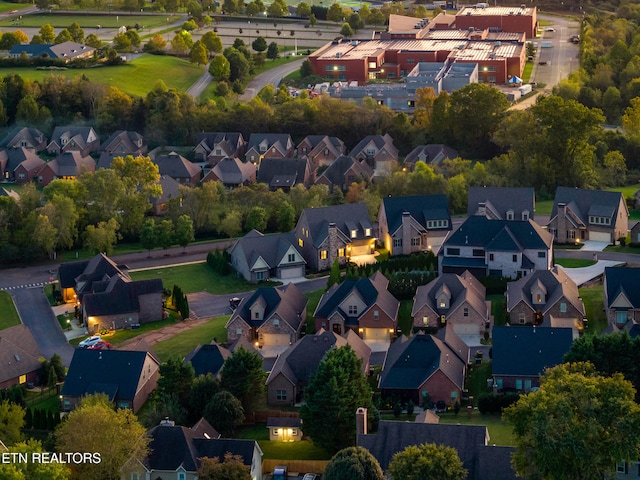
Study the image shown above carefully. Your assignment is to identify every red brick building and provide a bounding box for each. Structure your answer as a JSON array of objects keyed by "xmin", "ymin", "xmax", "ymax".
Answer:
[
  {"xmin": 455, "ymin": 5, "xmax": 537, "ymax": 39},
  {"xmin": 309, "ymin": 14, "xmax": 526, "ymax": 84}
]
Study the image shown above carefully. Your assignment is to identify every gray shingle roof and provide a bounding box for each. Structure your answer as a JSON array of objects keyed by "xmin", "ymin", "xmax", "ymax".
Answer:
[
  {"xmin": 61, "ymin": 349, "xmax": 157, "ymax": 401},
  {"xmin": 195, "ymin": 132, "xmax": 245, "ymax": 156},
  {"xmin": 381, "ymin": 194, "xmax": 451, "ymax": 234},
  {"xmin": 257, "ymin": 157, "xmax": 309, "ymax": 187},
  {"xmin": 0, "ymin": 325, "xmax": 42, "ymax": 384},
  {"xmin": 358, "ymin": 420, "xmax": 489, "ymax": 473},
  {"xmin": 230, "ymin": 283, "xmax": 307, "ymax": 332},
  {"xmin": 184, "ymin": 342, "xmax": 232, "ymax": 377},
  {"xmin": 550, "ymin": 187, "xmax": 624, "ymax": 225},
  {"xmin": 207, "ymin": 156, "xmax": 255, "ymax": 184},
  {"xmin": 0, "ymin": 126, "xmax": 46, "ymax": 149},
  {"xmin": 153, "ymin": 152, "xmax": 201, "ymax": 179},
  {"xmin": 492, "ymin": 326, "xmax": 573, "ymax": 377},
  {"xmin": 506, "ymin": 266, "xmax": 585, "ymax": 316},
  {"xmin": 404, "ymin": 144, "xmax": 459, "ymax": 165},
  {"xmin": 315, "ymin": 155, "xmax": 373, "ymax": 188},
  {"xmin": 604, "ymin": 266, "xmax": 640, "ymax": 309},
  {"xmin": 247, "ymin": 133, "xmax": 293, "ymax": 155},
  {"xmin": 230, "ymin": 230, "xmax": 303, "ymax": 271},
  {"xmin": 82, "ymin": 276, "xmax": 163, "ymax": 317},
  {"xmin": 445, "ymin": 216, "xmax": 553, "ymax": 250},
  {"xmin": 467, "ymin": 186, "xmax": 535, "ymax": 220},
  {"xmin": 100, "ymin": 130, "xmax": 146, "ymax": 154},
  {"xmin": 266, "ymin": 330, "xmax": 371, "ymax": 387},
  {"xmin": 314, "ymin": 272, "xmax": 399, "ymax": 323},
  {"xmin": 378, "ymin": 333, "xmax": 465, "ymax": 390},
  {"xmin": 47, "ymin": 151, "xmax": 95, "ymax": 177},
  {"xmin": 299, "ymin": 203, "xmax": 373, "ymax": 247},
  {"xmin": 1, "ymin": 147, "xmax": 44, "ymax": 172},
  {"xmin": 350, "ymin": 133, "xmax": 398, "ymax": 159}
]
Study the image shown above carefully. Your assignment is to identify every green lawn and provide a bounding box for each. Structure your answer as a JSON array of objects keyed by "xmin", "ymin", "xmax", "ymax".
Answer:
[
  {"xmin": 69, "ymin": 315, "xmax": 179, "ymax": 347},
  {"xmin": 554, "ymin": 258, "xmax": 597, "ymax": 268},
  {"xmin": 397, "ymin": 299, "xmax": 413, "ymax": 336},
  {"xmin": 488, "ymin": 294, "xmax": 507, "ymax": 327},
  {"xmin": 604, "ymin": 244, "xmax": 640, "ymax": 253},
  {"xmin": 535, "ymin": 199, "xmax": 554, "ymax": 216},
  {"xmin": 26, "ymin": 390, "xmax": 61, "ymax": 413},
  {"xmin": 259, "ymin": 439, "xmax": 331, "ymax": 460},
  {"xmin": 0, "ymin": 13, "xmax": 176, "ymax": 28},
  {"xmin": 304, "ymin": 289, "xmax": 324, "ymax": 333},
  {"xmin": 521, "ymin": 61, "xmax": 533, "ymax": 83},
  {"xmin": 56, "ymin": 313, "xmax": 74, "ymax": 331},
  {"xmin": 0, "ymin": 291, "xmax": 21, "ymax": 330},
  {"xmin": 467, "ymin": 360, "xmax": 492, "ymax": 399},
  {"xmin": 438, "ymin": 412, "xmax": 515, "ymax": 446},
  {"xmin": 579, "ymin": 284, "xmax": 606, "ymax": 335},
  {"xmin": 0, "ymin": 54, "xmax": 205, "ymax": 97},
  {"xmin": 152, "ymin": 315, "xmax": 229, "ymax": 362},
  {"xmin": 130, "ymin": 262, "xmax": 254, "ymax": 295}
]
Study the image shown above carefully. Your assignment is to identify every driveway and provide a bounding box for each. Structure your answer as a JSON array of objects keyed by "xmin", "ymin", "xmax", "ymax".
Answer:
[
  {"xmin": 11, "ymin": 288, "xmax": 74, "ymax": 366},
  {"xmin": 555, "ymin": 260, "xmax": 623, "ymax": 287},
  {"xmin": 577, "ymin": 241, "xmax": 610, "ymax": 252}
]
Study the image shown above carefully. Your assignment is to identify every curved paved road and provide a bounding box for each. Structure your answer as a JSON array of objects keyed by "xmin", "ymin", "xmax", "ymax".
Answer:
[{"xmin": 239, "ymin": 57, "xmax": 305, "ymax": 101}]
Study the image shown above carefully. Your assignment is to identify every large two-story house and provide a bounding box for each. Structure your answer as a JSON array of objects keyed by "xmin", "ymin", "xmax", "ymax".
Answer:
[
  {"xmin": 412, "ymin": 270, "xmax": 492, "ymax": 337},
  {"xmin": 467, "ymin": 186, "xmax": 535, "ymax": 221},
  {"xmin": 546, "ymin": 187, "xmax": 628, "ymax": 244},
  {"xmin": 314, "ymin": 271, "xmax": 399, "ymax": 346},
  {"xmin": 604, "ymin": 267, "xmax": 640, "ymax": 333},
  {"xmin": 506, "ymin": 266, "xmax": 586, "ymax": 336},
  {"xmin": 229, "ymin": 230, "xmax": 306, "ymax": 283},
  {"xmin": 46, "ymin": 125, "xmax": 99, "ymax": 156},
  {"xmin": 245, "ymin": 133, "xmax": 294, "ymax": 164},
  {"xmin": 438, "ymin": 216, "xmax": 553, "ymax": 279},
  {"xmin": 193, "ymin": 132, "xmax": 246, "ymax": 165},
  {"xmin": 295, "ymin": 203, "xmax": 375, "ymax": 271},
  {"xmin": 378, "ymin": 194, "xmax": 452, "ymax": 256},
  {"xmin": 296, "ymin": 135, "xmax": 345, "ymax": 171},
  {"xmin": 350, "ymin": 133, "xmax": 398, "ymax": 176}
]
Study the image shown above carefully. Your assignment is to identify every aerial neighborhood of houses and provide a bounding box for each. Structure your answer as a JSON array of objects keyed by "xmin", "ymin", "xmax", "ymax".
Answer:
[{"xmin": 1, "ymin": 3, "xmax": 640, "ymax": 479}]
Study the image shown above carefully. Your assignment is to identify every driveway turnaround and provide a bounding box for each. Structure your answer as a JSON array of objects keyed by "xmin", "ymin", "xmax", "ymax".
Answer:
[
  {"xmin": 556, "ymin": 260, "xmax": 623, "ymax": 287},
  {"xmin": 12, "ymin": 288, "xmax": 75, "ymax": 366}
]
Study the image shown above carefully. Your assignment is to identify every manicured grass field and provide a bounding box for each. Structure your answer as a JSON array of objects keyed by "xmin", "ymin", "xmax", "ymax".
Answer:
[
  {"xmin": 304, "ymin": 289, "xmax": 324, "ymax": 333},
  {"xmin": 579, "ymin": 284, "xmax": 606, "ymax": 335},
  {"xmin": 152, "ymin": 315, "xmax": 229, "ymax": 362},
  {"xmin": 554, "ymin": 258, "xmax": 597, "ymax": 268},
  {"xmin": 260, "ymin": 439, "xmax": 331, "ymax": 460},
  {"xmin": 129, "ymin": 262, "xmax": 254, "ymax": 294},
  {"xmin": 0, "ymin": 54, "xmax": 205, "ymax": 97},
  {"xmin": 0, "ymin": 13, "xmax": 176, "ymax": 28},
  {"xmin": 438, "ymin": 412, "xmax": 516, "ymax": 446},
  {"xmin": 0, "ymin": 291, "xmax": 21, "ymax": 330},
  {"xmin": 397, "ymin": 299, "xmax": 413, "ymax": 336}
]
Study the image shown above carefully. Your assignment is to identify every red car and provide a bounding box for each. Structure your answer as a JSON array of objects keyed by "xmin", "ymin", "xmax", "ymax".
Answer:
[{"xmin": 87, "ymin": 340, "xmax": 111, "ymax": 350}]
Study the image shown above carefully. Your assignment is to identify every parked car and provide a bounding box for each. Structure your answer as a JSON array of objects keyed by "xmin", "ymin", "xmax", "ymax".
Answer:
[
  {"xmin": 544, "ymin": 27, "xmax": 555, "ymax": 32},
  {"xmin": 87, "ymin": 340, "xmax": 111, "ymax": 350},
  {"xmin": 229, "ymin": 297, "xmax": 241, "ymax": 310},
  {"xmin": 303, "ymin": 474, "xmax": 319, "ymax": 480},
  {"xmin": 78, "ymin": 335, "xmax": 102, "ymax": 348}
]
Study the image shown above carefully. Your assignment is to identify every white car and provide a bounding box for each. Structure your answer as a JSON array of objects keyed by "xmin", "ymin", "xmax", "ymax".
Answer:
[
  {"xmin": 545, "ymin": 27, "xmax": 555, "ymax": 32},
  {"xmin": 78, "ymin": 335, "xmax": 102, "ymax": 348}
]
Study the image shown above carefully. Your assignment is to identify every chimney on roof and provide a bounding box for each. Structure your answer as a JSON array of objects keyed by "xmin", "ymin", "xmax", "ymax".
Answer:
[
  {"xmin": 477, "ymin": 201, "xmax": 486, "ymax": 217},
  {"xmin": 356, "ymin": 407, "xmax": 368, "ymax": 436},
  {"xmin": 160, "ymin": 418, "xmax": 175, "ymax": 426}
]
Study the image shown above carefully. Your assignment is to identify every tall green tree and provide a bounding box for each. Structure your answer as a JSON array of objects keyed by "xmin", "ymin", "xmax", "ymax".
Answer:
[
  {"xmin": 140, "ymin": 218, "xmax": 157, "ymax": 256},
  {"xmin": 84, "ymin": 218, "xmax": 119, "ymax": 255},
  {"xmin": 0, "ymin": 400, "xmax": 25, "ymax": 446},
  {"xmin": 201, "ymin": 31, "xmax": 223, "ymax": 54},
  {"xmin": 188, "ymin": 373, "xmax": 220, "ymax": 422},
  {"xmin": 55, "ymin": 394, "xmax": 149, "ymax": 480},
  {"xmin": 175, "ymin": 215, "xmax": 195, "ymax": 252},
  {"xmin": 327, "ymin": 2, "xmax": 344, "ymax": 21},
  {"xmin": 190, "ymin": 40, "xmax": 209, "ymax": 65},
  {"xmin": 0, "ymin": 439, "xmax": 70, "ymax": 480},
  {"xmin": 327, "ymin": 258, "xmax": 341, "ymax": 288},
  {"xmin": 157, "ymin": 356, "xmax": 195, "ymax": 405},
  {"xmin": 39, "ymin": 24, "xmax": 55, "ymax": 43},
  {"xmin": 324, "ymin": 447, "xmax": 384, "ymax": 480},
  {"xmin": 266, "ymin": 41, "xmax": 279, "ymax": 60},
  {"xmin": 251, "ymin": 36, "xmax": 268, "ymax": 53},
  {"xmin": 68, "ymin": 22, "xmax": 85, "ymax": 43},
  {"xmin": 220, "ymin": 346, "xmax": 267, "ymax": 414},
  {"xmin": 504, "ymin": 362, "xmax": 640, "ymax": 480},
  {"xmin": 244, "ymin": 206, "xmax": 267, "ymax": 232},
  {"xmin": 209, "ymin": 54, "xmax": 231, "ymax": 81},
  {"xmin": 296, "ymin": 1, "xmax": 311, "ymax": 17},
  {"xmin": 301, "ymin": 345, "xmax": 372, "ymax": 453},
  {"xmin": 388, "ymin": 443, "xmax": 467, "ymax": 480},
  {"xmin": 197, "ymin": 453, "xmax": 251, "ymax": 480},
  {"xmin": 204, "ymin": 391, "xmax": 244, "ymax": 436}
]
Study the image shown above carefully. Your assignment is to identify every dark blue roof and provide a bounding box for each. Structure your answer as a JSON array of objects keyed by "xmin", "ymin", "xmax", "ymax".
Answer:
[
  {"xmin": 445, "ymin": 216, "xmax": 551, "ymax": 250},
  {"xmin": 605, "ymin": 267, "xmax": 640, "ymax": 309},
  {"xmin": 61, "ymin": 349, "xmax": 151, "ymax": 401},
  {"xmin": 382, "ymin": 195, "xmax": 451, "ymax": 233},
  {"xmin": 379, "ymin": 335, "xmax": 441, "ymax": 389},
  {"xmin": 551, "ymin": 187, "xmax": 623, "ymax": 220},
  {"xmin": 184, "ymin": 344, "xmax": 229, "ymax": 377},
  {"xmin": 492, "ymin": 327, "xmax": 573, "ymax": 376},
  {"xmin": 315, "ymin": 277, "xmax": 378, "ymax": 319}
]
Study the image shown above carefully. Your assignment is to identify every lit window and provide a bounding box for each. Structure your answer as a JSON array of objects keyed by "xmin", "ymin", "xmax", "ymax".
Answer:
[
  {"xmin": 368, "ymin": 61, "xmax": 376, "ymax": 68},
  {"xmin": 439, "ymin": 299, "xmax": 446, "ymax": 308},
  {"xmin": 536, "ymin": 294, "xmax": 542, "ymax": 303},
  {"xmin": 422, "ymin": 316, "xmax": 428, "ymax": 324},
  {"xmin": 338, "ymin": 248, "xmax": 345, "ymax": 257},
  {"xmin": 298, "ymin": 238, "xmax": 303, "ymax": 247},
  {"xmin": 365, "ymin": 228, "xmax": 371, "ymax": 236},
  {"xmin": 351, "ymin": 230, "xmax": 357, "ymax": 238},
  {"xmin": 320, "ymin": 250, "xmax": 327, "ymax": 260}
]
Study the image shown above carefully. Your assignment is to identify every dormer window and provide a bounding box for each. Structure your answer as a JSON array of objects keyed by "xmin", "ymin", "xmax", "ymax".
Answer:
[
  {"xmin": 536, "ymin": 293, "xmax": 542, "ymax": 303},
  {"xmin": 439, "ymin": 298, "xmax": 446, "ymax": 308},
  {"xmin": 365, "ymin": 228, "xmax": 371, "ymax": 236},
  {"xmin": 506, "ymin": 210, "xmax": 514, "ymax": 220},
  {"xmin": 522, "ymin": 210, "xmax": 530, "ymax": 221},
  {"xmin": 351, "ymin": 230, "xmax": 357, "ymax": 238},
  {"xmin": 259, "ymin": 145, "xmax": 267, "ymax": 153}
]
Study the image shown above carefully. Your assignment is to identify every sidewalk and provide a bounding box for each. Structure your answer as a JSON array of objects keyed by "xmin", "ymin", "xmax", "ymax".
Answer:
[{"xmin": 52, "ymin": 304, "xmax": 88, "ymax": 341}]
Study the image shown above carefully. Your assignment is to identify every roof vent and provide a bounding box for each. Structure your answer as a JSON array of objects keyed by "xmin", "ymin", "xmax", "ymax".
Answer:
[{"xmin": 14, "ymin": 354, "xmax": 20, "ymax": 362}]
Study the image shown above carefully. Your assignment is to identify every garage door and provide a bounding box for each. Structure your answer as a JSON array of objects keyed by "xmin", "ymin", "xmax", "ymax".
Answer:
[
  {"xmin": 453, "ymin": 323, "xmax": 482, "ymax": 336},
  {"xmin": 589, "ymin": 231, "xmax": 611, "ymax": 243},
  {"xmin": 364, "ymin": 328, "xmax": 389, "ymax": 341},
  {"xmin": 351, "ymin": 245, "xmax": 371, "ymax": 256},
  {"xmin": 280, "ymin": 266, "xmax": 304, "ymax": 279},
  {"xmin": 262, "ymin": 334, "xmax": 291, "ymax": 346}
]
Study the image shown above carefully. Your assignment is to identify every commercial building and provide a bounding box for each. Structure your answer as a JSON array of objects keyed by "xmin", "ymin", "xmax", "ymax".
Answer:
[
  {"xmin": 455, "ymin": 5, "xmax": 537, "ymax": 39},
  {"xmin": 309, "ymin": 13, "xmax": 527, "ymax": 85}
]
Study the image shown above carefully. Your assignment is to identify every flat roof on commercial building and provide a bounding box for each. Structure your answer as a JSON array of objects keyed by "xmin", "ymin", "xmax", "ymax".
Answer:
[{"xmin": 458, "ymin": 5, "xmax": 535, "ymax": 16}]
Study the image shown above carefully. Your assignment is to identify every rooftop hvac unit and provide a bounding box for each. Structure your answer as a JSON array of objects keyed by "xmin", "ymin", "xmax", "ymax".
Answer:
[{"xmin": 336, "ymin": 52, "xmax": 342, "ymax": 58}]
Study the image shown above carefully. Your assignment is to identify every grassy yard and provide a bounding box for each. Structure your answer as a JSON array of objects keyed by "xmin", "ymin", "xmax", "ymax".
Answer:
[
  {"xmin": 69, "ymin": 315, "xmax": 178, "ymax": 347},
  {"xmin": 521, "ymin": 61, "xmax": 533, "ymax": 83},
  {"xmin": 152, "ymin": 315, "xmax": 229, "ymax": 362},
  {"xmin": 397, "ymin": 299, "xmax": 413, "ymax": 336},
  {"xmin": 26, "ymin": 389, "xmax": 61, "ymax": 413},
  {"xmin": 0, "ymin": 2, "xmax": 31, "ymax": 13},
  {"xmin": 535, "ymin": 199, "xmax": 554, "ymax": 216},
  {"xmin": 260, "ymin": 439, "xmax": 331, "ymax": 460},
  {"xmin": 0, "ymin": 291, "xmax": 21, "ymax": 330},
  {"xmin": 56, "ymin": 313, "xmax": 74, "ymax": 331},
  {"xmin": 130, "ymin": 262, "xmax": 254, "ymax": 295},
  {"xmin": 554, "ymin": 258, "xmax": 597, "ymax": 268},
  {"xmin": 0, "ymin": 13, "xmax": 176, "ymax": 28},
  {"xmin": 304, "ymin": 289, "xmax": 324, "ymax": 333},
  {"xmin": 438, "ymin": 412, "xmax": 515, "ymax": 446},
  {"xmin": 579, "ymin": 284, "xmax": 606, "ymax": 335},
  {"xmin": 467, "ymin": 360, "xmax": 493, "ymax": 399},
  {"xmin": 604, "ymin": 244, "xmax": 640, "ymax": 254},
  {"xmin": 0, "ymin": 54, "xmax": 204, "ymax": 97},
  {"xmin": 488, "ymin": 294, "xmax": 507, "ymax": 326}
]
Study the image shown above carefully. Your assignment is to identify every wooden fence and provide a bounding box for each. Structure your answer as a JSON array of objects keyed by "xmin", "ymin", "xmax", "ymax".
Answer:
[
  {"xmin": 246, "ymin": 409, "xmax": 300, "ymax": 424},
  {"xmin": 262, "ymin": 459, "xmax": 329, "ymax": 475}
]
